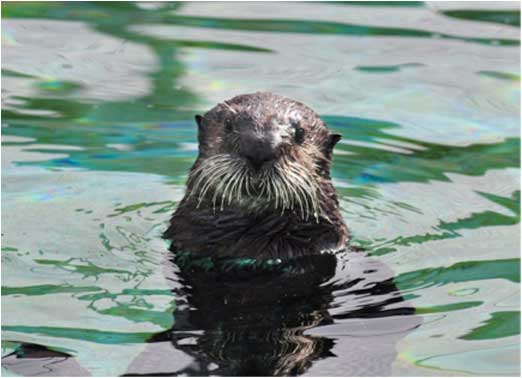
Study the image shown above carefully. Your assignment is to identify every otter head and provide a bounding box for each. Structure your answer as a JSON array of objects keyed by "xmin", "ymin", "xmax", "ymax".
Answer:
[{"xmin": 187, "ymin": 92, "xmax": 342, "ymax": 221}]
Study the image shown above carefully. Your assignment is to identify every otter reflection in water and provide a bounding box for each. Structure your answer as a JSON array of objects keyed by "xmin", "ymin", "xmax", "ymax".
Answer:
[{"xmin": 123, "ymin": 251, "xmax": 419, "ymax": 376}]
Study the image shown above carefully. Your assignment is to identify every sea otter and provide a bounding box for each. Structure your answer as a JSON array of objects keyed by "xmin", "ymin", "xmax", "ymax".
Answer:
[{"xmin": 163, "ymin": 92, "xmax": 348, "ymax": 260}]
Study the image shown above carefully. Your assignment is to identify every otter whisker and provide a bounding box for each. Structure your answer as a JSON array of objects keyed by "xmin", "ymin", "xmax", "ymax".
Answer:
[
  {"xmin": 274, "ymin": 169, "xmax": 290, "ymax": 215},
  {"xmin": 221, "ymin": 160, "xmax": 246, "ymax": 208},
  {"xmin": 267, "ymin": 179, "xmax": 274, "ymax": 207},
  {"xmin": 287, "ymin": 170, "xmax": 311, "ymax": 220},
  {"xmin": 278, "ymin": 168, "xmax": 299, "ymax": 211},
  {"xmin": 278, "ymin": 177, "xmax": 287, "ymax": 214},
  {"xmin": 281, "ymin": 161, "xmax": 306, "ymax": 214},
  {"xmin": 222, "ymin": 164, "xmax": 244, "ymax": 208},
  {"xmin": 235, "ymin": 168, "xmax": 247, "ymax": 204},
  {"xmin": 192, "ymin": 156, "xmax": 237, "ymax": 208},
  {"xmin": 213, "ymin": 168, "xmax": 239, "ymax": 211},
  {"xmin": 280, "ymin": 170, "xmax": 294, "ymax": 211},
  {"xmin": 244, "ymin": 173, "xmax": 252, "ymax": 198},
  {"xmin": 229, "ymin": 168, "xmax": 241, "ymax": 205},
  {"xmin": 270, "ymin": 169, "xmax": 282, "ymax": 211},
  {"xmin": 196, "ymin": 164, "xmax": 233, "ymax": 207},
  {"xmin": 285, "ymin": 163, "xmax": 320, "ymax": 221},
  {"xmin": 258, "ymin": 171, "xmax": 270, "ymax": 203},
  {"xmin": 276, "ymin": 169, "xmax": 288, "ymax": 209},
  {"xmin": 212, "ymin": 176, "xmax": 228, "ymax": 211},
  {"xmin": 189, "ymin": 154, "xmax": 232, "ymax": 196},
  {"xmin": 274, "ymin": 172, "xmax": 284, "ymax": 212},
  {"xmin": 233, "ymin": 172, "xmax": 243, "ymax": 205}
]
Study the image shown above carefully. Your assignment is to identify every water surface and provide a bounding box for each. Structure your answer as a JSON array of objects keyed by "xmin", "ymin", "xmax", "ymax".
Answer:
[{"xmin": 1, "ymin": 1, "xmax": 520, "ymax": 376}]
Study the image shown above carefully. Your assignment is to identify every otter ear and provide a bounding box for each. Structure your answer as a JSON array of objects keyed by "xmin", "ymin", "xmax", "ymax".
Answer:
[
  {"xmin": 320, "ymin": 133, "xmax": 342, "ymax": 163},
  {"xmin": 195, "ymin": 115, "xmax": 205, "ymax": 149},
  {"xmin": 327, "ymin": 133, "xmax": 342, "ymax": 150},
  {"xmin": 195, "ymin": 115, "xmax": 203, "ymax": 129},
  {"xmin": 322, "ymin": 133, "xmax": 342, "ymax": 160}
]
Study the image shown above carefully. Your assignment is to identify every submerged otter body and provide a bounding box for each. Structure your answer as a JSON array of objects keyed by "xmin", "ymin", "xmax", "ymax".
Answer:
[{"xmin": 164, "ymin": 92, "xmax": 348, "ymax": 260}]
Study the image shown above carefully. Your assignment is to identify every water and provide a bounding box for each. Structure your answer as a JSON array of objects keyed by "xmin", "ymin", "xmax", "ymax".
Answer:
[{"xmin": 1, "ymin": 1, "xmax": 520, "ymax": 376}]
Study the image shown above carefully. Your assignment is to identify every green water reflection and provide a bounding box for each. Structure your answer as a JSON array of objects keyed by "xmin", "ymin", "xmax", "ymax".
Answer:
[
  {"xmin": 462, "ymin": 311, "xmax": 521, "ymax": 340},
  {"xmin": 441, "ymin": 9, "xmax": 521, "ymax": 27}
]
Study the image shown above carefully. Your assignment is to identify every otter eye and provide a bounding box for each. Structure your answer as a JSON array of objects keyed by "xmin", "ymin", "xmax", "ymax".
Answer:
[{"xmin": 294, "ymin": 126, "xmax": 305, "ymax": 144}]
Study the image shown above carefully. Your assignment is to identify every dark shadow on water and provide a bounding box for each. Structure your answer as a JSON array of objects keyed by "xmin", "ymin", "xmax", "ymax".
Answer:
[{"xmin": 156, "ymin": 254, "xmax": 339, "ymax": 376}]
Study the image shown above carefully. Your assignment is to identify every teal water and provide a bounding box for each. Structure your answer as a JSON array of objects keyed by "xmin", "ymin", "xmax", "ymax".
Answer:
[{"xmin": 1, "ymin": 1, "xmax": 520, "ymax": 376}]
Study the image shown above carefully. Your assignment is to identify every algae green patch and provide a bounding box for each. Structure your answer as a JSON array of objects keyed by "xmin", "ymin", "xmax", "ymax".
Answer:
[
  {"xmin": 1, "ymin": 326, "xmax": 152, "ymax": 345},
  {"xmin": 34, "ymin": 259, "xmax": 134, "ymax": 280},
  {"xmin": 94, "ymin": 305, "xmax": 174, "ymax": 329},
  {"xmin": 441, "ymin": 9, "xmax": 520, "ymax": 27},
  {"xmin": 355, "ymin": 63, "xmax": 424, "ymax": 73},
  {"xmin": 36, "ymin": 80, "xmax": 84, "ymax": 94},
  {"xmin": 479, "ymin": 70, "xmax": 521, "ymax": 81},
  {"xmin": 108, "ymin": 201, "xmax": 176, "ymax": 217},
  {"xmin": 2, "ymin": 285, "xmax": 102, "ymax": 296},
  {"xmin": 461, "ymin": 311, "xmax": 521, "ymax": 340},
  {"xmin": 415, "ymin": 301, "xmax": 483, "ymax": 314},
  {"xmin": 395, "ymin": 258, "xmax": 520, "ymax": 291},
  {"xmin": 1, "ymin": 69, "xmax": 38, "ymax": 79}
]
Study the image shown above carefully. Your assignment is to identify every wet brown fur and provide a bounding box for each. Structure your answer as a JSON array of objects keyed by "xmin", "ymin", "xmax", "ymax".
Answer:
[{"xmin": 163, "ymin": 92, "xmax": 348, "ymax": 259}]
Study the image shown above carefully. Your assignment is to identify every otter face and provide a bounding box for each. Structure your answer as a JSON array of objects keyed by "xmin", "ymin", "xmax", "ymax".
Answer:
[{"xmin": 186, "ymin": 93, "xmax": 341, "ymax": 221}]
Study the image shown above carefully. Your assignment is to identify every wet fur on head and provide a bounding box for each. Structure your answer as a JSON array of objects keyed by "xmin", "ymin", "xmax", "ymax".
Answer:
[{"xmin": 188, "ymin": 92, "xmax": 341, "ymax": 221}]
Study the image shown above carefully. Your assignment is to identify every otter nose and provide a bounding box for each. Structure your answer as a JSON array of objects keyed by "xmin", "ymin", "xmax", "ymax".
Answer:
[
  {"xmin": 241, "ymin": 137, "xmax": 276, "ymax": 171},
  {"xmin": 244, "ymin": 149, "xmax": 274, "ymax": 170}
]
